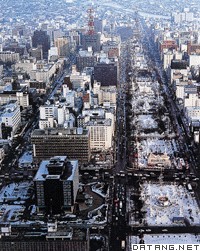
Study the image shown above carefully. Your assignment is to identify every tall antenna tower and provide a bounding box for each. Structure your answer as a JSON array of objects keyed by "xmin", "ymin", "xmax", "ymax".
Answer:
[{"xmin": 87, "ymin": 8, "xmax": 95, "ymax": 35}]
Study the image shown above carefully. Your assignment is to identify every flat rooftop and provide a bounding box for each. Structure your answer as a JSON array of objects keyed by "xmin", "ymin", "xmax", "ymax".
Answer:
[
  {"xmin": 31, "ymin": 127, "xmax": 88, "ymax": 136},
  {"xmin": 34, "ymin": 156, "xmax": 78, "ymax": 181}
]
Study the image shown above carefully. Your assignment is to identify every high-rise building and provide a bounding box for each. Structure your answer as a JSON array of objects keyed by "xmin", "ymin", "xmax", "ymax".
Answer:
[
  {"xmin": 69, "ymin": 30, "xmax": 81, "ymax": 47},
  {"xmin": 48, "ymin": 46, "xmax": 58, "ymax": 61},
  {"xmin": 187, "ymin": 41, "xmax": 200, "ymax": 55},
  {"xmin": 159, "ymin": 40, "xmax": 178, "ymax": 54},
  {"xmin": 55, "ymin": 37, "xmax": 70, "ymax": 57},
  {"xmin": 76, "ymin": 47, "xmax": 97, "ymax": 71},
  {"xmin": 53, "ymin": 29, "xmax": 63, "ymax": 41},
  {"xmin": 31, "ymin": 128, "xmax": 90, "ymax": 164},
  {"xmin": 93, "ymin": 81, "xmax": 117, "ymax": 105},
  {"xmin": 32, "ymin": 30, "xmax": 50, "ymax": 59},
  {"xmin": 34, "ymin": 156, "xmax": 79, "ymax": 214},
  {"xmin": 94, "ymin": 61, "xmax": 119, "ymax": 86},
  {"xmin": 81, "ymin": 33, "xmax": 101, "ymax": 52},
  {"xmin": 69, "ymin": 65, "xmax": 91, "ymax": 89},
  {"xmin": 0, "ymin": 87, "xmax": 29, "ymax": 108},
  {"xmin": 94, "ymin": 18, "xmax": 103, "ymax": 33},
  {"xmin": 173, "ymin": 10, "xmax": 194, "ymax": 23},
  {"xmin": 86, "ymin": 119, "xmax": 113, "ymax": 150}
]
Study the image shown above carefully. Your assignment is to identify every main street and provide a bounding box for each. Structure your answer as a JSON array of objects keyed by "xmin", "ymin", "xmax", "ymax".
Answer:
[
  {"xmin": 110, "ymin": 40, "xmax": 132, "ymax": 250},
  {"xmin": 115, "ymin": 42, "xmax": 130, "ymax": 173},
  {"xmin": 110, "ymin": 15, "xmax": 200, "ymax": 251}
]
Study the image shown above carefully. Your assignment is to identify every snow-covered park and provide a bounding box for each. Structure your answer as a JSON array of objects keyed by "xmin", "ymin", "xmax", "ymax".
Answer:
[
  {"xmin": 138, "ymin": 182, "xmax": 200, "ymax": 226},
  {"xmin": 0, "ymin": 181, "xmax": 33, "ymax": 204}
]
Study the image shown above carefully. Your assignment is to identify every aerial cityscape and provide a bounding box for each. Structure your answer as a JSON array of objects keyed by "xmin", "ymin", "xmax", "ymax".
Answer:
[{"xmin": 0, "ymin": 0, "xmax": 200, "ymax": 250}]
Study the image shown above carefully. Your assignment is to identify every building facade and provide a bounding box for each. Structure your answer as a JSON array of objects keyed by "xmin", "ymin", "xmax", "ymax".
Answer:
[
  {"xmin": 0, "ymin": 225, "xmax": 89, "ymax": 251},
  {"xmin": 81, "ymin": 33, "xmax": 101, "ymax": 52},
  {"xmin": 0, "ymin": 101, "xmax": 21, "ymax": 135},
  {"xmin": 0, "ymin": 91, "xmax": 29, "ymax": 108},
  {"xmin": 86, "ymin": 119, "xmax": 113, "ymax": 150},
  {"xmin": 94, "ymin": 62, "xmax": 118, "ymax": 86},
  {"xmin": 55, "ymin": 37, "xmax": 69, "ymax": 57},
  {"xmin": 0, "ymin": 240, "xmax": 89, "ymax": 251},
  {"xmin": 32, "ymin": 30, "xmax": 50, "ymax": 59},
  {"xmin": 34, "ymin": 156, "xmax": 79, "ymax": 214},
  {"xmin": 76, "ymin": 48, "xmax": 97, "ymax": 72},
  {"xmin": 31, "ymin": 128, "xmax": 90, "ymax": 164},
  {"xmin": 0, "ymin": 51, "xmax": 20, "ymax": 63}
]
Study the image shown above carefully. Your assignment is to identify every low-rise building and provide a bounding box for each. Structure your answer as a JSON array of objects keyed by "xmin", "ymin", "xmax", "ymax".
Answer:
[
  {"xmin": 147, "ymin": 153, "xmax": 171, "ymax": 167},
  {"xmin": 0, "ymin": 51, "xmax": 20, "ymax": 63},
  {"xmin": 184, "ymin": 84, "xmax": 200, "ymax": 107},
  {"xmin": 93, "ymin": 81, "xmax": 117, "ymax": 106},
  {"xmin": 0, "ymin": 88, "xmax": 29, "ymax": 108},
  {"xmin": 0, "ymin": 100, "xmax": 21, "ymax": 136},
  {"xmin": 0, "ymin": 225, "xmax": 89, "ymax": 251}
]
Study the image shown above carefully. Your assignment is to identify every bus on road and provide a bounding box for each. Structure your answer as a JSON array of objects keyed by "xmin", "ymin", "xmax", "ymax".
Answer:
[{"xmin": 121, "ymin": 240, "xmax": 125, "ymax": 250}]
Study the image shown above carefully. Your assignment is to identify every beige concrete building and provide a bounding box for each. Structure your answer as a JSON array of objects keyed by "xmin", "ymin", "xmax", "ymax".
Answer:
[
  {"xmin": 0, "ymin": 51, "xmax": 20, "ymax": 63},
  {"xmin": 86, "ymin": 119, "xmax": 113, "ymax": 150},
  {"xmin": 55, "ymin": 37, "xmax": 70, "ymax": 57}
]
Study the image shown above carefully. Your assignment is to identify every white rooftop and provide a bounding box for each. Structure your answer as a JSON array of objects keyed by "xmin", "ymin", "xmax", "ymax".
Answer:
[{"xmin": 128, "ymin": 234, "xmax": 200, "ymax": 246}]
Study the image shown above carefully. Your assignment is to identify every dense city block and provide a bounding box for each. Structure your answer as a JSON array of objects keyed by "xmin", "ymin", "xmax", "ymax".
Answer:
[{"xmin": 0, "ymin": 0, "xmax": 200, "ymax": 250}]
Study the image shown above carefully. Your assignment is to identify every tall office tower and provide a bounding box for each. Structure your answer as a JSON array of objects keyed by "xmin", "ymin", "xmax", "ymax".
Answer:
[
  {"xmin": 32, "ymin": 30, "xmax": 50, "ymax": 59},
  {"xmin": 34, "ymin": 156, "xmax": 79, "ymax": 214},
  {"xmin": 69, "ymin": 30, "xmax": 81, "ymax": 47},
  {"xmin": 55, "ymin": 37, "xmax": 70, "ymax": 57},
  {"xmin": 94, "ymin": 17, "xmax": 103, "ymax": 33},
  {"xmin": 81, "ymin": 8, "xmax": 101, "ymax": 52},
  {"xmin": 94, "ymin": 61, "xmax": 119, "ymax": 86}
]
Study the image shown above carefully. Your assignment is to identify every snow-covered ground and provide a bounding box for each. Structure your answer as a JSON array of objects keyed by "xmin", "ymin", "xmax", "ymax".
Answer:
[
  {"xmin": 128, "ymin": 234, "xmax": 200, "ymax": 246},
  {"xmin": 131, "ymin": 81, "xmax": 164, "ymax": 115},
  {"xmin": 137, "ymin": 139, "xmax": 177, "ymax": 168},
  {"xmin": 135, "ymin": 182, "xmax": 200, "ymax": 226},
  {"xmin": 18, "ymin": 151, "xmax": 33, "ymax": 168},
  {"xmin": 0, "ymin": 204, "xmax": 25, "ymax": 223},
  {"xmin": 137, "ymin": 115, "xmax": 158, "ymax": 130},
  {"xmin": 136, "ymin": 138, "xmax": 179, "ymax": 169},
  {"xmin": 92, "ymin": 183, "xmax": 107, "ymax": 198},
  {"xmin": 0, "ymin": 181, "xmax": 33, "ymax": 203},
  {"xmin": 130, "ymin": 76, "xmax": 182, "ymax": 170},
  {"xmin": 140, "ymin": 139, "xmax": 176, "ymax": 155}
]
